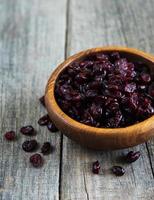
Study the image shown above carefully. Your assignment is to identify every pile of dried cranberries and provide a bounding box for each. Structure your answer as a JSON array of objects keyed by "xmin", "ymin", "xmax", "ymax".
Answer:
[{"xmin": 55, "ymin": 52, "xmax": 154, "ymax": 128}]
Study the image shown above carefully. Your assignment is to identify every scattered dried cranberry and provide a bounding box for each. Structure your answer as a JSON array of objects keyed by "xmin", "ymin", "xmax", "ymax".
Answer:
[
  {"xmin": 47, "ymin": 122, "xmax": 58, "ymax": 132},
  {"xmin": 20, "ymin": 125, "xmax": 35, "ymax": 136},
  {"xmin": 39, "ymin": 96, "xmax": 45, "ymax": 107},
  {"xmin": 126, "ymin": 151, "xmax": 141, "ymax": 163},
  {"xmin": 55, "ymin": 51, "xmax": 154, "ymax": 128},
  {"xmin": 92, "ymin": 161, "xmax": 101, "ymax": 174},
  {"xmin": 4, "ymin": 131, "xmax": 16, "ymax": 141},
  {"xmin": 41, "ymin": 142, "xmax": 53, "ymax": 155},
  {"xmin": 22, "ymin": 140, "xmax": 38, "ymax": 152},
  {"xmin": 112, "ymin": 166, "xmax": 125, "ymax": 176},
  {"xmin": 38, "ymin": 115, "xmax": 50, "ymax": 126},
  {"xmin": 30, "ymin": 153, "xmax": 43, "ymax": 167}
]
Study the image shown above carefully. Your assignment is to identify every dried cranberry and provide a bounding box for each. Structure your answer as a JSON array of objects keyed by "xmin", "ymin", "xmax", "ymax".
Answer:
[
  {"xmin": 124, "ymin": 83, "xmax": 136, "ymax": 93},
  {"xmin": 47, "ymin": 122, "xmax": 58, "ymax": 132},
  {"xmin": 20, "ymin": 125, "xmax": 35, "ymax": 136},
  {"xmin": 148, "ymin": 83, "xmax": 154, "ymax": 97},
  {"xmin": 92, "ymin": 161, "xmax": 100, "ymax": 174},
  {"xmin": 85, "ymin": 90, "xmax": 97, "ymax": 98},
  {"xmin": 4, "ymin": 131, "xmax": 16, "ymax": 141},
  {"xmin": 38, "ymin": 115, "xmax": 50, "ymax": 126},
  {"xmin": 140, "ymin": 73, "xmax": 151, "ymax": 83},
  {"xmin": 96, "ymin": 53, "xmax": 109, "ymax": 61},
  {"xmin": 112, "ymin": 166, "xmax": 125, "ymax": 176},
  {"xmin": 126, "ymin": 151, "xmax": 141, "ymax": 163},
  {"xmin": 110, "ymin": 52, "xmax": 120, "ymax": 62},
  {"xmin": 90, "ymin": 103, "xmax": 103, "ymax": 119},
  {"xmin": 22, "ymin": 140, "xmax": 38, "ymax": 152},
  {"xmin": 75, "ymin": 72, "xmax": 88, "ymax": 84},
  {"xmin": 106, "ymin": 111, "xmax": 123, "ymax": 128},
  {"xmin": 41, "ymin": 142, "xmax": 53, "ymax": 154},
  {"xmin": 39, "ymin": 96, "xmax": 45, "ymax": 107},
  {"xmin": 30, "ymin": 154, "xmax": 43, "ymax": 167}
]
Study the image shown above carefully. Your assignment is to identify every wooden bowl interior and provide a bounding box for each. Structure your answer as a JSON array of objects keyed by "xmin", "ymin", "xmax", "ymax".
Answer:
[{"xmin": 45, "ymin": 47, "xmax": 154, "ymax": 149}]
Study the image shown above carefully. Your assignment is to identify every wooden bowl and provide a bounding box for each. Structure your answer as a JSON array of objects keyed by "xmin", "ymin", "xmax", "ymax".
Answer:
[{"xmin": 45, "ymin": 46, "xmax": 154, "ymax": 150}]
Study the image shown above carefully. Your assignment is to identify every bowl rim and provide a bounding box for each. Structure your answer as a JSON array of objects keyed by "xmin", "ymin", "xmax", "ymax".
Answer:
[{"xmin": 45, "ymin": 46, "xmax": 154, "ymax": 136}]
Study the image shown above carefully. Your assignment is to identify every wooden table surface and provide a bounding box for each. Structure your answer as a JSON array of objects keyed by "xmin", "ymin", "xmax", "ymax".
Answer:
[{"xmin": 0, "ymin": 0, "xmax": 154, "ymax": 199}]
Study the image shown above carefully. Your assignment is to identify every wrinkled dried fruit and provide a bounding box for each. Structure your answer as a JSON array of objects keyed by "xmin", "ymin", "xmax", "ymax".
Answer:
[
  {"xmin": 112, "ymin": 166, "xmax": 125, "ymax": 176},
  {"xmin": 41, "ymin": 142, "xmax": 53, "ymax": 154},
  {"xmin": 126, "ymin": 151, "xmax": 141, "ymax": 163},
  {"xmin": 4, "ymin": 131, "xmax": 16, "ymax": 141},
  {"xmin": 47, "ymin": 122, "xmax": 58, "ymax": 132},
  {"xmin": 55, "ymin": 51, "xmax": 154, "ymax": 128},
  {"xmin": 22, "ymin": 140, "xmax": 38, "ymax": 152},
  {"xmin": 92, "ymin": 160, "xmax": 101, "ymax": 174},
  {"xmin": 20, "ymin": 125, "xmax": 35, "ymax": 136},
  {"xmin": 30, "ymin": 153, "xmax": 43, "ymax": 167},
  {"xmin": 38, "ymin": 115, "xmax": 50, "ymax": 126}
]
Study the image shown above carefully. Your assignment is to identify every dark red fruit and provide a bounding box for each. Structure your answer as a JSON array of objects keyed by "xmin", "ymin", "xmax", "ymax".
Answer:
[
  {"xmin": 112, "ymin": 166, "xmax": 125, "ymax": 176},
  {"xmin": 38, "ymin": 115, "xmax": 50, "ymax": 126},
  {"xmin": 92, "ymin": 161, "xmax": 101, "ymax": 174},
  {"xmin": 55, "ymin": 51, "xmax": 154, "ymax": 128},
  {"xmin": 39, "ymin": 96, "xmax": 45, "ymax": 107},
  {"xmin": 30, "ymin": 154, "xmax": 43, "ymax": 167},
  {"xmin": 47, "ymin": 122, "xmax": 58, "ymax": 132},
  {"xmin": 20, "ymin": 125, "xmax": 35, "ymax": 136},
  {"xmin": 126, "ymin": 151, "xmax": 141, "ymax": 163},
  {"xmin": 110, "ymin": 52, "xmax": 120, "ymax": 62},
  {"xmin": 41, "ymin": 142, "xmax": 53, "ymax": 154},
  {"xmin": 148, "ymin": 83, "xmax": 154, "ymax": 97},
  {"xmin": 4, "ymin": 131, "xmax": 16, "ymax": 141},
  {"xmin": 124, "ymin": 83, "xmax": 136, "ymax": 93},
  {"xmin": 22, "ymin": 140, "xmax": 38, "ymax": 152},
  {"xmin": 140, "ymin": 73, "xmax": 151, "ymax": 83}
]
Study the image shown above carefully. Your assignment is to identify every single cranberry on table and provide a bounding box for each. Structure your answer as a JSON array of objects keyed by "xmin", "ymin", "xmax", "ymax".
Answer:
[
  {"xmin": 47, "ymin": 122, "xmax": 58, "ymax": 132},
  {"xmin": 4, "ymin": 131, "xmax": 16, "ymax": 141},
  {"xmin": 92, "ymin": 160, "xmax": 101, "ymax": 174},
  {"xmin": 20, "ymin": 125, "xmax": 35, "ymax": 136},
  {"xmin": 55, "ymin": 51, "xmax": 154, "ymax": 128},
  {"xmin": 112, "ymin": 166, "xmax": 125, "ymax": 176},
  {"xmin": 30, "ymin": 153, "xmax": 44, "ymax": 168},
  {"xmin": 22, "ymin": 140, "xmax": 38, "ymax": 152},
  {"xmin": 126, "ymin": 151, "xmax": 141, "ymax": 163},
  {"xmin": 39, "ymin": 95, "xmax": 45, "ymax": 107},
  {"xmin": 38, "ymin": 114, "xmax": 50, "ymax": 126},
  {"xmin": 41, "ymin": 142, "xmax": 53, "ymax": 155}
]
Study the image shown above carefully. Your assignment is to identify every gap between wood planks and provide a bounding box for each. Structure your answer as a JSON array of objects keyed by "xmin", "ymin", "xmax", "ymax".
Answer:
[
  {"xmin": 59, "ymin": 0, "xmax": 70, "ymax": 199},
  {"xmin": 145, "ymin": 143, "xmax": 154, "ymax": 178}
]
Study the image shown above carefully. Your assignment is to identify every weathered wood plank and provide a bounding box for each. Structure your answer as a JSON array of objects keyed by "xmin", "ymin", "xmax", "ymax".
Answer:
[
  {"xmin": 61, "ymin": 0, "xmax": 154, "ymax": 199},
  {"xmin": 0, "ymin": 0, "xmax": 67, "ymax": 200}
]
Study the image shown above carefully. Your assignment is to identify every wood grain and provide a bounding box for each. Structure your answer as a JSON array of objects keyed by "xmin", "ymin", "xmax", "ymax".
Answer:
[
  {"xmin": 60, "ymin": 0, "xmax": 154, "ymax": 199},
  {"xmin": 0, "ymin": 0, "xmax": 154, "ymax": 199},
  {"xmin": 0, "ymin": 0, "xmax": 66, "ymax": 200}
]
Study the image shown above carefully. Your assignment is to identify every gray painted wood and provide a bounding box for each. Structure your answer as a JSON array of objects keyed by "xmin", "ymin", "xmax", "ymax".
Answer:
[
  {"xmin": 0, "ymin": 0, "xmax": 154, "ymax": 200},
  {"xmin": 0, "ymin": 0, "xmax": 66, "ymax": 200},
  {"xmin": 61, "ymin": 0, "xmax": 154, "ymax": 199}
]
